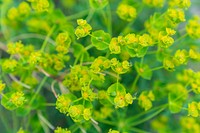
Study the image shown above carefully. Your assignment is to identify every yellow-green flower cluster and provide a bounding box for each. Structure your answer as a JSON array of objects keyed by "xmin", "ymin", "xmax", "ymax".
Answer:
[
  {"xmin": 188, "ymin": 101, "xmax": 200, "ymax": 117},
  {"xmin": 167, "ymin": 8, "xmax": 186, "ymax": 23},
  {"xmin": 28, "ymin": 0, "xmax": 50, "ymax": 12},
  {"xmin": 138, "ymin": 91, "xmax": 155, "ymax": 111},
  {"xmin": 168, "ymin": 0, "xmax": 191, "ymax": 9},
  {"xmin": 180, "ymin": 117, "xmax": 200, "ymax": 133},
  {"xmin": 54, "ymin": 127, "xmax": 71, "ymax": 133},
  {"xmin": 2, "ymin": 59, "xmax": 18, "ymax": 72},
  {"xmin": 56, "ymin": 94, "xmax": 75, "ymax": 114},
  {"xmin": 109, "ymin": 33, "xmax": 153, "ymax": 57},
  {"xmin": 110, "ymin": 58, "xmax": 131, "ymax": 74},
  {"xmin": 186, "ymin": 16, "xmax": 200, "ymax": 39},
  {"xmin": 7, "ymin": 2, "xmax": 31, "ymax": 20},
  {"xmin": 163, "ymin": 49, "xmax": 188, "ymax": 71},
  {"xmin": 75, "ymin": 19, "xmax": 92, "ymax": 39},
  {"xmin": 63, "ymin": 65, "xmax": 93, "ymax": 91},
  {"xmin": 10, "ymin": 92, "xmax": 26, "ymax": 107},
  {"xmin": 142, "ymin": 0, "xmax": 165, "ymax": 7},
  {"xmin": 56, "ymin": 32, "xmax": 71, "ymax": 54},
  {"xmin": 68, "ymin": 105, "xmax": 92, "ymax": 122},
  {"xmin": 116, "ymin": 3, "xmax": 137, "ymax": 22},
  {"xmin": 90, "ymin": 56, "xmax": 110, "ymax": 73},
  {"xmin": 107, "ymin": 83, "xmax": 134, "ymax": 108},
  {"xmin": 0, "ymin": 80, "xmax": 6, "ymax": 94},
  {"xmin": 28, "ymin": 51, "xmax": 42, "ymax": 65},
  {"xmin": 7, "ymin": 41, "xmax": 24, "ymax": 55},
  {"xmin": 158, "ymin": 28, "xmax": 176, "ymax": 48},
  {"xmin": 81, "ymin": 86, "xmax": 96, "ymax": 101}
]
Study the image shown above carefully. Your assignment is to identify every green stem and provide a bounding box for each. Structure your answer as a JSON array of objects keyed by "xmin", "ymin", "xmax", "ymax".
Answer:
[
  {"xmin": 10, "ymin": 33, "xmax": 56, "ymax": 45},
  {"xmin": 127, "ymin": 104, "xmax": 168, "ymax": 123},
  {"xmin": 37, "ymin": 111, "xmax": 55, "ymax": 130},
  {"xmin": 129, "ymin": 105, "xmax": 167, "ymax": 126},
  {"xmin": 106, "ymin": 4, "xmax": 112, "ymax": 35},
  {"xmin": 86, "ymin": 9, "xmax": 95, "ymax": 22},
  {"xmin": 66, "ymin": 9, "xmax": 90, "ymax": 20},
  {"xmin": 0, "ymin": 107, "xmax": 11, "ymax": 133},
  {"xmin": 98, "ymin": 119, "xmax": 116, "ymax": 126},
  {"xmin": 12, "ymin": 111, "xmax": 18, "ymax": 132},
  {"xmin": 150, "ymin": 66, "xmax": 164, "ymax": 71},
  {"xmin": 85, "ymin": 44, "xmax": 94, "ymax": 51},
  {"xmin": 29, "ymin": 76, "xmax": 48, "ymax": 105},
  {"xmin": 40, "ymin": 25, "xmax": 56, "ymax": 52},
  {"xmin": 129, "ymin": 127, "xmax": 150, "ymax": 133},
  {"xmin": 130, "ymin": 74, "xmax": 140, "ymax": 93}
]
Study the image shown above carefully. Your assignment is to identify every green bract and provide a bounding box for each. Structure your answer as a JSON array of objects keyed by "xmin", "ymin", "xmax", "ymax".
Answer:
[
  {"xmin": 91, "ymin": 30, "xmax": 111, "ymax": 50},
  {"xmin": 1, "ymin": 0, "xmax": 200, "ymax": 132}
]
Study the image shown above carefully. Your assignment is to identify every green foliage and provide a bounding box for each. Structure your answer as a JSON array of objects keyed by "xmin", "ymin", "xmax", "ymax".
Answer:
[{"xmin": 0, "ymin": 0, "xmax": 200, "ymax": 133}]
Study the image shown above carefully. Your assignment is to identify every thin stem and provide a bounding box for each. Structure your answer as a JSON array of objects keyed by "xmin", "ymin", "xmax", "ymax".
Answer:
[
  {"xmin": 9, "ymin": 74, "xmax": 31, "ymax": 89},
  {"xmin": 98, "ymin": 119, "xmax": 116, "ymax": 126},
  {"xmin": 51, "ymin": 80, "xmax": 58, "ymax": 98},
  {"xmin": 85, "ymin": 44, "xmax": 94, "ymax": 51},
  {"xmin": 86, "ymin": 9, "xmax": 95, "ymax": 22},
  {"xmin": 129, "ymin": 105, "xmax": 167, "ymax": 126},
  {"xmin": 66, "ymin": 9, "xmax": 90, "ymax": 20},
  {"xmin": 37, "ymin": 111, "xmax": 55, "ymax": 130},
  {"xmin": 10, "ymin": 33, "xmax": 56, "ymax": 46},
  {"xmin": 0, "ymin": 107, "xmax": 11, "ymax": 133},
  {"xmin": 130, "ymin": 74, "xmax": 140, "ymax": 93},
  {"xmin": 42, "ymin": 103, "xmax": 56, "ymax": 106},
  {"xmin": 40, "ymin": 25, "xmax": 56, "ymax": 52},
  {"xmin": 12, "ymin": 111, "xmax": 18, "ymax": 132},
  {"xmin": 29, "ymin": 76, "xmax": 48, "ymax": 105},
  {"xmin": 150, "ymin": 66, "xmax": 164, "ymax": 71},
  {"xmin": 129, "ymin": 127, "xmax": 150, "ymax": 133},
  {"xmin": 127, "ymin": 104, "xmax": 168, "ymax": 123},
  {"xmin": 106, "ymin": 3, "xmax": 112, "ymax": 35}
]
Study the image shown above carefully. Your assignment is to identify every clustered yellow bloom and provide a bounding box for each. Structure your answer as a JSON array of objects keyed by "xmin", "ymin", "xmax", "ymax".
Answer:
[
  {"xmin": 28, "ymin": 0, "xmax": 50, "ymax": 12},
  {"xmin": 7, "ymin": 41, "xmax": 24, "ymax": 55},
  {"xmin": 2, "ymin": 59, "xmax": 18, "ymax": 72},
  {"xmin": 56, "ymin": 32, "xmax": 71, "ymax": 54},
  {"xmin": 188, "ymin": 101, "xmax": 200, "ymax": 117},
  {"xmin": 110, "ymin": 58, "xmax": 131, "ymax": 74},
  {"xmin": 54, "ymin": 127, "xmax": 71, "ymax": 133},
  {"xmin": 186, "ymin": 16, "xmax": 200, "ymax": 39},
  {"xmin": 168, "ymin": 0, "xmax": 191, "ymax": 9},
  {"xmin": 90, "ymin": 56, "xmax": 111, "ymax": 73},
  {"xmin": 109, "ymin": 33, "xmax": 153, "ymax": 57},
  {"xmin": 116, "ymin": 3, "xmax": 137, "ymax": 22},
  {"xmin": 10, "ymin": 92, "xmax": 26, "ymax": 107},
  {"xmin": 138, "ymin": 91, "xmax": 155, "ymax": 111},
  {"xmin": 7, "ymin": 2, "xmax": 31, "ymax": 20},
  {"xmin": 180, "ymin": 117, "xmax": 200, "ymax": 132},
  {"xmin": 75, "ymin": 19, "xmax": 92, "ymax": 39},
  {"xmin": 142, "ymin": 0, "xmax": 165, "ymax": 7}
]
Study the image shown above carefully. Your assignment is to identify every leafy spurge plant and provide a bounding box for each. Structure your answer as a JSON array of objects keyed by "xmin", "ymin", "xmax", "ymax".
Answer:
[{"xmin": 0, "ymin": 0, "xmax": 200, "ymax": 133}]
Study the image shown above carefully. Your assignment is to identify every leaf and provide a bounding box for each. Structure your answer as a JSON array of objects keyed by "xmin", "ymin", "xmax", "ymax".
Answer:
[
  {"xmin": 134, "ymin": 62, "xmax": 152, "ymax": 80},
  {"xmin": 168, "ymin": 93, "xmax": 183, "ymax": 113},
  {"xmin": 91, "ymin": 30, "xmax": 110, "ymax": 50},
  {"xmin": 107, "ymin": 83, "xmax": 126, "ymax": 105},
  {"xmin": 89, "ymin": 0, "xmax": 108, "ymax": 9},
  {"xmin": 126, "ymin": 47, "xmax": 148, "ymax": 57}
]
